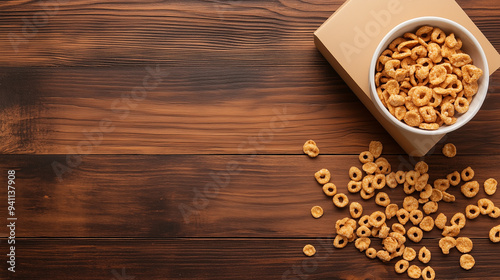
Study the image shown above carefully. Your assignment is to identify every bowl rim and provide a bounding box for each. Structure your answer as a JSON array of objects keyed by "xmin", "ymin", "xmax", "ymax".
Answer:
[{"xmin": 369, "ymin": 16, "xmax": 489, "ymax": 136}]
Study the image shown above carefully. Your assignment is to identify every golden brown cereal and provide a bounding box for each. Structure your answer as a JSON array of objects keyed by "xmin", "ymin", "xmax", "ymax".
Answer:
[
  {"xmin": 420, "ymin": 216, "xmax": 435, "ymax": 232},
  {"xmin": 439, "ymin": 236, "xmax": 457, "ymax": 254},
  {"xmin": 435, "ymin": 213, "xmax": 447, "ymax": 229},
  {"xmin": 429, "ymin": 188, "xmax": 443, "ymax": 202},
  {"xmin": 349, "ymin": 202, "xmax": 363, "ymax": 219},
  {"xmin": 456, "ymin": 237, "xmax": 473, "ymax": 253},
  {"xmin": 366, "ymin": 247, "xmax": 377, "ymax": 259},
  {"xmin": 390, "ymin": 232, "xmax": 406, "ymax": 246},
  {"xmin": 442, "ymin": 191, "xmax": 456, "ymax": 203},
  {"xmin": 397, "ymin": 208, "xmax": 410, "ymax": 225},
  {"xmin": 442, "ymin": 224, "xmax": 460, "ymax": 237},
  {"xmin": 377, "ymin": 250, "xmax": 392, "ymax": 262},
  {"xmin": 392, "ymin": 246, "xmax": 406, "ymax": 259},
  {"xmin": 489, "ymin": 207, "xmax": 500, "ymax": 218},
  {"xmin": 461, "ymin": 181, "xmax": 480, "ymax": 198},
  {"xmin": 447, "ymin": 171, "xmax": 461, "ymax": 186},
  {"xmin": 372, "ymin": 174, "xmax": 386, "ymax": 190},
  {"xmin": 303, "ymin": 244, "xmax": 316, "ymax": 256},
  {"xmin": 383, "ymin": 237, "xmax": 399, "ymax": 253},
  {"xmin": 377, "ymin": 225, "xmax": 391, "ymax": 239},
  {"xmin": 418, "ymin": 197, "xmax": 429, "ymax": 204},
  {"xmin": 311, "ymin": 206, "xmax": 324, "ymax": 219},
  {"xmin": 359, "ymin": 151, "xmax": 374, "ymax": 163},
  {"xmin": 396, "ymin": 170, "xmax": 406, "ymax": 184},
  {"xmin": 406, "ymin": 170, "xmax": 420, "ymax": 185},
  {"xmin": 375, "ymin": 157, "xmax": 391, "ymax": 174},
  {"xmin": 369, "ymin": 141, "xmax": 383, "ymax": 158},
  {"xmin": 356, "ymin": 225, "xmax": 372, "ymax": 237},
  {"xmin": 403, "ymin": 247, "xmax": 417, "ymax": 262},
  {"xmin": 386, "ymin": 172, "xmax": 398, "ymax": 188},
  {"xmin": 395, "ymin": 259, "xmax": 410, "ymax": 274},
  {"xmin": 349, "ymin": 166, "xmax": 362, "ymax": 182},
  {"xmin": 358, "ymin": 215, "xmax": 371, "ymax": 228},
  {"xmin": 461, "ymin": 166, "xmax": 475, "ymax": 181},
  {"xmin": 460, "ymin": 254, "xmax": 475, "ymax": 270},
  {"xmin": 347, "ymin": 181, "xmax": 362, "ymax": 193},
  {"xmin": 442, "ymin": 143, "xmax": 457, "ymax": 157},
  {"xmin": 322, "ymin": 183, "xmax": 337, "ymax": 197},
  {"xmin": 362, "ymin": 162, "xmax": 378, "ymax": 175},
  {"xmin": 484, "ymin": 178, "xmax": 498, "ymax": 196},
  {"xmin": 451, "ymin": 212, "xmax": 467, "ymax": 229},
  {"xmin": 408, "ymin": 226, "xmax": 423, "ymax": 243},
  {"xmin": 386, "ymin": 203, "xmax": 399, "ymax": 220},
  {"xmin": 333, "ymin": 234, "xmax": 348, "ymax": 248},
  {"xmin": 434, "ymin": 178, "xmax": 450, "ymax": 191},
  {"xmin": 375, "ymin": 192, "xmax": 390, "ymax": 207},
  {"xmin": 360, "ymin": 189, "xmax": 375, "ymax": 200},
  {"xmin": 303, "ymin": 140, "xmax": 319, "ymax": 158},
  {"xmin": 422, "ymin": 266, "xmax": 436, "ymax": 280},
  {"xmin": 466, "ymin": 204, "xmax": 480, "ymax": 219},
  {"xmin": 416, "ymin": 174, "xmax": 429, "ymax": 192},
  {"xmin": 410, "ymin": 209, "xmax": 424, "ymax": 225},
  {"xmin": 404, "ymin": 182, "xmax": 416, "ymax": 194},
  {"xmin": 403, "ymin": 196, "xmax": 419, "ymax": 212},
  {"xmin": 415, "ymin": 161, "xmax": 429, "ymax": 174},
  {"xmin": 315, "ymin": 168, "xmax": 331, "ymax": 184},
  {"xmin": 336, "ymin": 217, "xmax": 352, "ymax": 232},
  {"xmin": 478, "ymin": 198, "xmax": 495, "ymax": 215},
  {"xmin": 392, "ymin": 223, "xmax": 406, "ymax": 235},
  {"xmin": 333, "ymin": 193, "xmax": 349, "ymax": 208},
  {"xmin": 420, "ymin": 184, "xmax": 433, "ymax": 199},
  {"xmin": 423, "ymin": 201, "xmax": 438, "ymax": 215},
  {"xmin": 490, "ymin": 225, "xmax": 500, "ymax": 243},
  {"xmin": 418, "ymin": 246, "xmax": 431, "ymax": 264},
  {"xmin": 408, "ymin": 265, "xmax": 422, "ymax": 279},
  {"xmin": 369, "ymin": 211, "xmax": 386, "ymax": 228},
  {"xmin": 355, "ymin": 237, "xmax": 371, "ymax": 252},
  {"xmin": 451, "ymin": 53, "xmax": 472, "ymax": 67}
]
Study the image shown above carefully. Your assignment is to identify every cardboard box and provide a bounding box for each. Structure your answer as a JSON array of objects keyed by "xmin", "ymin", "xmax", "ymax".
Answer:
[{"xmin": 314, "ymin": 0, "xmax": 500, "ymax": 156}]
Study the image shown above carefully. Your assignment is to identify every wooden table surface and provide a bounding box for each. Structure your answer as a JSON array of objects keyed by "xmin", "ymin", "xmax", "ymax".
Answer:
[{"xmin": 1, "ymin": 0, "xmax": 500, "ymax": 279}]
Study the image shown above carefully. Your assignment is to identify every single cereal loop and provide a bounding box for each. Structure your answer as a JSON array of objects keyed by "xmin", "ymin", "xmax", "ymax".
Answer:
[
  {"xmin": 420, "ymin": 184, "xmax": 433, "ymax": 199},
  {"xmin": 422, "ymin": 266, "xmax": 436, "ymax": 280},
  {"xmin": 363, "ymin": 162, "xmax": 378, "ymax": 175},
  {"xmin": 403, "ymin": 246, "xmax": 417, "ymax": 261},
  {"xmin": 375, "ymin": 157, "xmax": 391, "ymax": 175},
  {"xmin": 461, "ymin": 166, "xmax": 475, "ymax": 181},
  {"xmin": 333, "ymin": 193, "xmax": 349, "ymax": 208},
  {"xmin": 303, "ymin": 244, "xmax": 316, "ymax": 256},
  {"xmin": 478, "ymin": 198, "xmax": 495, "ymax": 215},
  {"xmin": 355, "ymin": 237, "xmax": 371, "ymax": 252},
  {"xmin": 410, "ymin": 209, "xmax": 424, "ymax": 225},
  {"xmin": 383, "ymin": 237, "xmax": 399, "ymax": 253},
  {"xmin": 408, "ymin": 226, "xmax": 424, "ymax": 243},
  {"xmin": 404, "ymin": 196, "xmax": 419, "ymax": 212},
  {"xmin": 322, "ymin": 183, "xmax": 337, "ymax": 197},
  {"xmin": 333, "ymin": 235, "xmax": 348, "ymax": 248},
  {"xmin": 347, "ymin": 181, "xmax": 362, "ymax": 193},
  {"xmin": 349, "ymin": 166, "xmax": 362, "ymax": 182},
  {"xmin": 439, "ymin": 236, "xmax": 457, "ymax": 254},
  {"xmin": 349, "ymin": 202, "xmax": 363, "ymax": 219},
  {"xmin": 484, "ymin": 178, "xmax": 498, "ymax": 196},
  {"xmin": 447, "ymin": 171, "xmax": 461, "ymax": 186},
  {"xmin": 434, "ymin": 178, "xmax": 450, "ymax": 191},
  {"xmin": 418, "ymin": 246, "xmax": 431, "ymax": 264},
  {"xmin": 311, "ymin": 206, "xmax": 323, "ymax": 219},
  {"xmin": 372, "ymin": 174, "xmax": 386, "ymax": 190},
  {"xmin": 435, "ymin": 213, "xmax": 447, "ymax": 229},
  {"xmin": 451, "ymin": 212, "xmax": 467, "ymax": 229},
  {"xmin": 315, "ymin": 168, "xmax": 331, "ymax": 184},
  {"xmin": 392, "ymin": 223, "xmax": 406, "ymax": 235},
  {"xmin": 369, "ymin": 141, "xmax": 383, "ymax": 158},
  {"xmin": 489, "ymin": 225, "xmax": 500, "ymax": 243},
  {"xmin": 397, "ymin": 208, "xmax": 410, "ymax": 225},
  {"xmin": 408, "ymin": 265, "xmax": 422, "ymax": 279},
  {"xmin": 358, "ymin": 215, "xmax": 371, "ymax": 228},
  {"xmin": 366, "ymin": 247, "xmax": 377, "ymax": 259},
  {"xmin": 461, "ymin": 181, "xmax": 480, "ymax": 198},
  {"xmin": 360, "ymin": 189, "xmax": 375, "ymax": 200},
  {"xmin": 489, "ymin": 207, "xmax": 500, "ymax": 218},
  {"xmin": 396, "ymin": 171, "xmax": 406, "ymax": 184},
  {"xmin": 429, "ymin": 65, "xmax": 447, "ymax": 85},
  {"xmin": 386, "ymin": 172, "xmax": 398, "ymax": 188},
  {"xmin": 442, "ymin": 225, "xmax": 460, "ymax": 237},
  {"xmin": 359, "ymin": 151, "xmax": 374, "ymax": 163},
  {"xmin": 416, "ymin": 174, "xmax": 430, "ymax": 192},
  {"xmin": 362, "ymin": 177, "xmax": 375, "ymax": 194},
  {"xmin": 357, "ymin": 225, "xmax": 372, "ymax": 237},
  {"xmin": 466, "ymin": 204, "xmax": 480, "ymax": 219},
  {"xmin": 420, "ymin": 216, "xmax": 435, "ymax": 232},
  {"xmin": 430, "ymin": 189, "xmax": 443, "ymax": 202},
  {"xmin": 395, "ymin": 259, "xmax": 410, "ymax": 274},
  {"xmin": 460, "ymin": 254, "xmax": 475, "ymax": 270},
  {"xmin": 375, "ymin": 192, "xmax": 391, "ymax": 207},
  {"xmin": 431, "ymin": 27, "xmax": 446, "ymax": 44},
  {"xmin": 415, "ymin": 161, "xmax": 429, "ymax": 174},
  {"xmin": 442, "ymin": 143, "xmax": 457, "ymax": 157},
  {"xmin": 369, "ymin": 211, "xmax": 387, "ymax": 228},
  {"xmin": 456, "ymin": 237, "xmax": 473, "ymax": 253},
  {"xmin": 404, "ymin": 182, "xmax": 416, "ymax": 194},
  {"xmin": 406, "ymin": 171, "xmax": 420, "ymax": 186},
  {"xmin": 386, "ymin": 204, "xmax": 399, "ymax": 220}
]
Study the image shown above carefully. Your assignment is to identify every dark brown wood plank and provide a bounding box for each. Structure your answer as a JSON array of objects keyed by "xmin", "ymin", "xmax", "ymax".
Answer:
[
  {"xmin": 2, "ymin": 154, "xmax": 499, "ymax": 238},
  {"xmin": 2, "ymin": 238, "xmax": 500, "ymax": 279}
]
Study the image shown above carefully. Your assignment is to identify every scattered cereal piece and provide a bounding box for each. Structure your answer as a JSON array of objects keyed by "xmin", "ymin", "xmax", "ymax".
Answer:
[
  {"xmin": 447, "ymin": 171, "xmax": 461, "ymax": 186},
  {"xmin": 311, "ymin": 206, "xmax": 323, "ymax": 219},
  {"xmin": 456, "ymin": 237, "xmax": 473, "ymax": 253},
  {"xmin": 347, "ymin": 181, "xmax": 362, "ymax": 193},
  {"xmin": 442, "ymin": 224, "xmax": 460, "ymax": 237},
  {"xmin": 478, "ymin": 198, "xmax": 494, "ymax": 215},
  {"xmin": 333, "ymin": 235, "xmax": 348, "ymax": 248},
  {"xmin": 377, "ymin": 250, "xmax": 392, "ymax": 262},
  {"xmin": 442, "ymin": 143, "xmax": 457, "ymax": 157},
  {"xmin": 415, "ymin": 161, "xmax": 429, "ymax": 174},
  {"xmin": 386, "ymin": 172, "xmax": 398, "ymax": 188},
  {"xmin": 451, "ymin": 212, "xmax": 466, "ymax": 229},
  {"xmin": 423, "ymin": 201, "xmax": 438, "ymax": 215},
  {"xmin": 408, "ymin": 226, "xmax": 423, "ymax": 243},
  {"xmin": 460, "ymin": 254, "xmax": 475, "ymax": 270},
  {"xmin": 333, "ymin": 193, "xmax": 349, "ymax": 208},
  {"xmin": 461, "ymin": 181, "xmax": 480, "ymax": 198},
  {"xmin": 396, "ymin": 170, "xmax": 406, "ymax": 184},
  {"xmin": 418, "ymin": 246, "xmax": 431, "ymax": 264},
  {"xmin": 349, "ymin": 166, "xmax": 362, "ymax": 182},
  {"xmin": 397, "ymin": 208, "xmax": 410, "ymax": 225},
  {"xmin": 386, "ymin": 204, "xmax": 399, "ymax": 220},
  {"xmin": 461, "ymin": 166, "xmax": 475, "ymax": 181},
  {"xmin": 356, "ymin": 225, "xmax": 371, "ymax": 237},
  {"xmin": 489, "ymin": 225, "xmax": 500, "ymax": 243},
  {"xmin": 359, "ymin": 151, "xmax": 374, "ymax": 163},
  {"xmin": 303, "ymin": 140, "xmax": 320, "ymax": 158},
  {"xmin": 442, "ymin": 191, "xmax": 456, "ymax": 202},
  {"xmin": 365, "ymin": 247, "xmax": 377, "ymax": 259},
  {"xmin": 322, "ymin": 183, "xmax": 337, "ymax": 197},
  {"xmin": 355, "ymin": 237, "xmax": 371, "ymax": 252},
  {"xmin": 407, "ymin": 265, "xmax": 422, "ymax": 279},
  {"xmin": 392, "ymin": 223, "xmax": 406, "ymax": 235},
  {"xmin": 403, "ymin": 247, "xmax": 417, "ymax": 261},
  {"xmin": 419, "ymin": 216, "xmax": 435, "ymax": 232},
  {"xmin": 362, "ymin": 162, "xmax": 378, "ymax": 175},
  {"xmin": 403, "ymin": 196, "xmax": 419, "ymax": 212},
  {"xmin": 372, "ymin": 174, "xmax": 386, "ymax": 189},
  {"xmin": 489, "ymin": 207, "xmax": 500, "ymax": 218},
  {"xmin": 303, "ymin": 244, "xmax": 316, "ymax": 256},
  {"xmin": 375, "ymin": 192, "xmax": 390, "ymax": 207},
  {"xmin": 484, "ymin": 178, "xmax": 498, "ymax": 196},
  {"xmin": 383, "ymin": 237, "xmax": 399, "ymax": 253},
  {"xmin": 439, "ymin": 236, "xmax": 457, "ymax": 254},
  {"xmin": 410, "ymin": 209, "xmax": 424, "ymax": 225},
  {"xmin": 360, "ymin": 189, "xmax": 375, "ymax": 200},
  {"xmin": 422, "ymin": 266, "xmax": 436, "ymax": 280},
  {"xmin": 358, "ymin": 215, "xmax": 371, "ymax": 228},
  {"xmin": 349, "ymin": 202, "xmax": 363, "ymax": 219},
  {"xmin": 434, "ymin": 178, "xmax": 450, "ymax": 191},
  {"xmin": 406, "ymin": 171, "xmax": 420, "ymax": 186},
  {"xmin": 429, "ymin": 188, "xmax": 443, "ymax": 202},
  {"xmin": 395, "ymin": 259, "xmax": 410, "ymax": 274},
  {"xmin": 466, "ymin": 204, "xmax": 480, "ymax": 219},
  {"xmin": 369, "ymin": 141, "xmax": 383, "ymax": 158},
  {"xmin": 369, "ymin": 211, "xmax": 386, "ymax": 228},
  {"xmin": 435, "ymin": 213, "xmax": 447, "ymax": 229},
  {"xmin": 314, "ymin": 168, "xmax": 331, "ymax": 184}
]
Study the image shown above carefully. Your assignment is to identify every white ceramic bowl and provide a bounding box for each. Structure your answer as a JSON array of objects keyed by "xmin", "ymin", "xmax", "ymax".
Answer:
[{"xmin": 369, "ymin": 16, "xmax": 489, "ymax": 135}]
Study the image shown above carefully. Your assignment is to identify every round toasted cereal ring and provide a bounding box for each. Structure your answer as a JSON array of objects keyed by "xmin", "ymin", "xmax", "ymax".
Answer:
[
  {"xmin": 423, "ymin": 201, "xmax": 438, "ymax": 215},
  {"xmin": 456, "ymin": 237, "xmax": 473, "ymax": 253},
  {"xmin": 420, "ymin": 184, "xmax": 433, "ymax": 199},
  {"xmin": 384, "ymin": 59, "xmax": 401, "ymax": 78},
  {"xmin": 422, "ymin": 266, "xmax": 435, "ymax": 280},
  {"xmin": 349, "ymin": 202, "xmax": 363, "ymax": 219},
  {"xmin": 450, "ymin": 53, "xmax": 472, "ymax": 68},
  {"xmin": 386, "ymin": 172, "xmax": 398, "ymax": 189},
  {"xmin": 388, "ymin": 37, "xmax": 406, "ymax": 51},
  {"xmin": 484, "ymin": 178, "xmax": 498, "ymax": 196},
  {"xmin": 408, "ymin": 226, "xmax": 423, "ymax": 243},
  {"xmin": 403, "ymin": 110, "xmax": 423, "ymax": 127},
  {"xmin": 489, "ymin": 207, "xmax": 500, "ymax": 218},
  {"xmin": 346, "ymin": 181, "xmax": 361, "ymax": 194},
  {"xmin": 303, "ymin": 140, "xmax": 319, "ymax": 158},
  {"xmin": 333, "ymin": 234, "xmax": 348, "ymax": 248},
  {"xmin": 428, "ymin": 91, "xmax": 442, "ymax": 107},
  {"xmin": 403, "ymin": 196, "xmax": 419, "ymax": 212},
  {"xmin": 420, "ymin": 216, "xmax": 435, "ymax": 232},
  {"xmin": 314, "ymin": 168, "xmax": 331, "ymax": 184},
  {"xmin": 414, "ymin": 161, "xmax": 429, "ymax": 174},
  {"xmin": 359, "ymin": 151, "xmax": 374, "ymax": 163},
  {"xmin": 362, "ymin": 162, "xmax": 378, "ymax": 175},
  {"xmin": 439, "ymin": 236, "xmax": 456, "ymax": 254},
  {"xmin": 375, "ymin": 157, "xmax": 391, "ymax": 175},
  {"xmin": 434, "ymin": 178, "xmax": 450, "ymax": 191},
  {"xmin": 360, "ymin": 189, "xmax": 375, "ymax": 200},
  {"xmin": 333, "ymin": 193, "xmax": 349, "ymax": 208},
  {"xmin": 322, "ymin": 183, "xmax": 337, "ymax": 197},
  {"xmin": 401, "ymin": 247, "xmax": 416, "ymax": 262},
  {"xmin": 375, "ymin": 192, "xmax": 390, "ymax": 207},
  {"xmin": 303, "ymin": 244, "xmax": 316, "ymax": 256},
  {"xmin": 490, "ymin": 225, "xmax": 500, "ymax": 243},
  {"xmin": 431, "ymin": 27, "xmax": 446, "ymax": 43},
  {"xmin": 372, "ymin": 174, "xmax": 386, "ymax": 190},
  {"xmin": 349, "ymin": 166, "xmax": 362, "ymax": 182},
  {"xmin": 466, "ymin": 204, "xmax": 480, "ymax": 219},
  {"xmin": 410, "ymin": 209, "xmax": 424, "ymax": 225},
  {"xmin": 410, "ymin": 45, "xmax": 427, "ymax": 61},
  {"xmin": 451, "ymin": 212, "xmax": 466, "ymax": 229},
  {"xmin": 447, "ymin": 171, "xmax": 461, "ymax": 186},
  {"xmin": 383, "ymin": 237, "xmax": 399, "ymax": 253},
  {"xmin": 311, "ymin": 205, "xmax": 323, "ymax": 218},
  {"xmin": 407, "ymin": 264, "xmax": 422, "ymax": 279},
  {"xmin": 478, "ymin": 198, "xmax": 495, "ymax": 215},
  {"xmin": 462, "ymin": 65, "xmax": 483, "ymax": 83},
  {"xmin": 415, "ymin": 173, "xmax": 429, "ymax": 192},
  {"xmin": 435, "ymin": 213, "xmax": 447, "ymax": 229},
  {"xmin": 442, "ymin": 224, "xmax": 460, "ymax": 237},
  {"xmin": 464, "ymin": 80, "xmax": 479, "ymax": 97},
  {"xmin": 358, "ymin": 215, "xmax": 370, "ymax": 228},
  {"xmin": 365, "ymin": 247, "xmax": 377, "ymax": 259},
  {"xmin": 409, "ymin": 86, "xmax": 433, "ymax": 106},
  {"xmin": 406, "ymin": 171, "xmax": 420, "ymax": 186},
  {"xmin": 396, "ymin": 170, "xmax": 406, "ymax": 184},
  {"xmin": 376, "ymin": 250, "xmax": 392, "ymax": 262},
  {"xmin": 354, "ymin": 237, "xmax": 371, "ymax": 252},
  {"xmin": 461, "ymin": 167, "xmax": 475, "ymax": 181},
  {"xmin": 397, "ymin": 208, "xmax": 410, "ymax": 225},
  {"xmin": 442, "ymin": 143, "xmax": 457, "ymax": 157},
  {"xmin": 460, "ymin": 254, "xmax": 475, "ymax": 270},
  {"xmin": 445, "ymin": 32, "xmax": 458, "ymax": 48},
  {"xmin": 416, "ymin": 26, "xmax": 433, "ymax": 41},
  {"xmin": 356, "ymin": 225, "xmax": 371, "ymax": 238},
  {"xmin": 429, "ymin": 64, "xmax": 447, "ymax": 85},
  {"xmin": 441, "ymin": 102, "xmax": 455, "ymax": 118},
  {"xmin": 394, "ymin": 259, "xmax": 409, "ymax": 274},
  {"xmin": 386, "ymin": 203, "xmax": 399, "ymax": 220},
  {"xmin": 362, "ymin": 177, "xmax": 375, "ymax": 194},
  {"xmin": 392, "ymin": 223, "xmax": 406, "ymax": 235},
  {"xmin": 404, "ymin": 182, "xmax": 416, "ymax": 194},
  {"xmin": 418, "ymin": 246, "xmax": 431, "ymax": 264},
  {"xmin": 461, "ymin": 181, "xmax": 480, "ymax": 198},
  {"xmin": 369, "ymin": 211, "xmax": 386, "ymax": 228},
  {"xmin": 429, "ymin": 189, "xmax": 443, "ymax": 202},
  {"xmin": 369, "ymin": 141, "xmax": 383, "ymax": 158}
]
